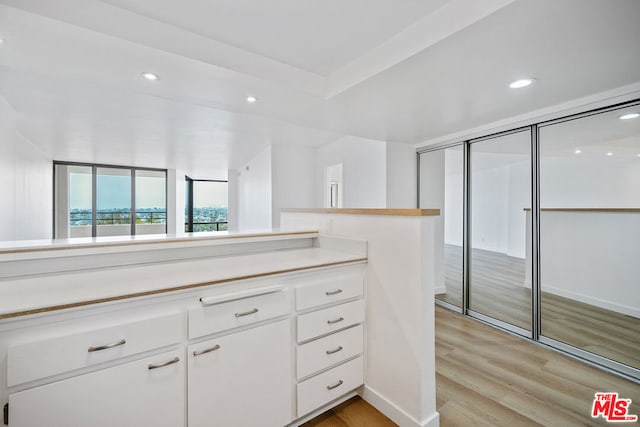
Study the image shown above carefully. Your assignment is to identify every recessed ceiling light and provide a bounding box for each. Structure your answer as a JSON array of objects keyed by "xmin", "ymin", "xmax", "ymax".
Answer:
[
  {"xmin": 142, "ymin": 72, "xmax": 159, "ymax": 81},
  {"xmin": 606, "ymin": 152, "xmax": 613, "ymax": 156},
  {"xmin": 574, "ymin": 149, "xmax": 582, "ymax": 154},
  {"xmin": 0, "ymin": 38, "xmax": 4, "ymax": 44},
  {"xmin": 246, "ymin": 96, "xmax": 257, "ymax": 104},
  {"xmin": 509, "ymin": 78, "xmax": 535, "ymax": 89},
  {"xmin": 619, "ymin": 113, "xmax": 639, "ymax": 120}
]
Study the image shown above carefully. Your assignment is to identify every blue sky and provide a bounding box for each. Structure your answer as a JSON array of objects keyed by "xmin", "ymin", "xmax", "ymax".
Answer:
[
  {"xmin": 193, "ymin": 181, "xmax": 227, "ymax": 209},
  {"xmin": 69, "ymin": 173, "xmax": 227, "ymax": 210},
  {"xmin": 69, "ymin": 173, "xmax": 167, "ymax": 210}
]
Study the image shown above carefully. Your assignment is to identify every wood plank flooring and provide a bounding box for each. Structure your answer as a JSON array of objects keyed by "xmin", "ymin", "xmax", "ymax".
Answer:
[
  {"xmin": 303, "ymin": 396, "xmax": 396, "ymax": 427},
  {"xmin": 305, "ymin": 306, "xmax": 640, "ymax": 426},
  {"xmin": 435, "ymin": 306, "xmax": 639, "ymax": 426},
  {"xmin": 436, "ymin": 244, "xmax": 640, "ymax": 369}
]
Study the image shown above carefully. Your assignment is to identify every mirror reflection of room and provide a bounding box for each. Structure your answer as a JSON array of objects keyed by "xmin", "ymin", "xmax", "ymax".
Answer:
[
  {"xmin": 539, "ymin": 106, "xmax": 640, "ymax": 370},
  {"xmin": 421, "ymin": 103, "xmax": 640, "ymax": 374},
  {"xmin": 470, "ymin": 130, "xmax": 532, "ymax": 332}
]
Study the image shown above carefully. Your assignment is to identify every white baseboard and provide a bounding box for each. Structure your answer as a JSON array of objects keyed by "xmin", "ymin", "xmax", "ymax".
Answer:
[
  {"xmin": 434, "ymin": 286, "xmax": 447, "ymax": 295},
  {"xmin": 542, "ymin": 285, "xmax": 640, "ymax": 318},
  {"xmin": 360, "ymin": 385, "xmax": 440, "ymax": 427},
  {"xmin": 521, "ymin": 280, "xmax": 639, "ymax": 318}
]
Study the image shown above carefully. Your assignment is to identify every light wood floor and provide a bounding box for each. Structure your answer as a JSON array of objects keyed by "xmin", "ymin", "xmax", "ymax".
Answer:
[
  {"xmin": 305, "ymin": 306, "xmax": 640, "ymax": 426},
  {"xmin": 303, "ymin": 396, "xmax": 395, "ymax": 427},
  {"xmin": 436, "ymin": 244, "xmax": 640, "ymax": 369},
  {"xmin": 435, "ymin": 306, "xmax": 640, "ymax": 426}
]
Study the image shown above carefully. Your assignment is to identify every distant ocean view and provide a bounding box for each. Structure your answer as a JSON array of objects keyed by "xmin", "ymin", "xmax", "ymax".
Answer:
[
  {"xmin": 69, "ymin": 207, "xmax": 228, "ymax": 231},
  {"xmin": 68, "ymin": 172, "xmax": 228, "ymax": 232}
]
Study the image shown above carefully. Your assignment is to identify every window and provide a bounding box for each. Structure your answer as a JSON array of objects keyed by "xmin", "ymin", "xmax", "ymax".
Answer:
[
  {"xmin": 185, "ymin": 177, "xmax": 228, "ymax": 232},
  {"xmin": 54, "ymin": 162, "xmax": 167, "ymax": 238},
  {"xmin": 135, "ymin": 169, "xmax": 167, "ymax": 235}
]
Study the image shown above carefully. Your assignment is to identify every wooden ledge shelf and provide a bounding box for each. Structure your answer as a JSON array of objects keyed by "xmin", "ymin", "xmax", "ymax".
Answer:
[
  {"xmin": 523, "ymin": 208, "xmax": 640, "ymax": 212},
  {"xmin": 281, "ymin": 208, "xmax": 440, "ymax": 216}
]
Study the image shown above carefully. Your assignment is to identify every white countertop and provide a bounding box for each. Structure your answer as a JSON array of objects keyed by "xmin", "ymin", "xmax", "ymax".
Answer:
[
  {"xmin": 0, "ymin": 247, "xmax": 366, "ymax": 319},
  {"xmin": 0, "ymin": 229, "xmax": 318, "ymax": 259}
]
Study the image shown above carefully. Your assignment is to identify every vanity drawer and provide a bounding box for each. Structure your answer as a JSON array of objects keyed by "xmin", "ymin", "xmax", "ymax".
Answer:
[
  {"xmin": 7, "ymin": 312, "xmax": 182, "ymax": 387},
  {"xmin": 189, "ymin": 288, "xmax": 289, "ymax": 339},
  {"xmin": 297, "ymin": 325, "xmax": 363, "ymax": 379},
  {"xmin": 296, "ymin": 273, "xmax": 363, "ymax": 311},
  {"xmin": 296, "ymin": 356, "xmax": 364, "ymax": 417},
  {"xmin": 297, "ymin": 299, "xmax": 364, "ymax": 343}
]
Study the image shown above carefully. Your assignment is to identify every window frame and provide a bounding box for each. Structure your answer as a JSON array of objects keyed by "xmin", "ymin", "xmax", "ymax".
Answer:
[
  {"xmin": 53, "ymin": 161, "xmax": 168, "ymax": 238},
  {"xmin": 184, "ymin": 176, "xmax": 228, "ymax": 233}
]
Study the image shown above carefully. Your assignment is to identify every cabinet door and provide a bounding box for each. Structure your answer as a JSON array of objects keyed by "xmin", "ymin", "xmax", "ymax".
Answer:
[
  {"xmin": 8, "ymin": 350, "xmax": 185, "ymax": 427},
  {"xmin": 188, "ymin": 319, "xmax": 292, "ymax": 427}
]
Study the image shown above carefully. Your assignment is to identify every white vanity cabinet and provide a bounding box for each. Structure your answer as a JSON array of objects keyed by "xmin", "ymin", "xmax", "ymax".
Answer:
[
  {"xmin": 1, "ymin": 255, "xmax": 366, "ymax": 426},
  {"xmin": 8, "ymin": 350, "xmax": 184, "ymax": 427},
  {"xmin": 4, "ymin": 312, "xmax": 185, "ymax": 427},
  {"xmin": 187, "ymin": 285, "xmax": 293, "ymax": 427},
  {"xmin": 188, "ymin": 319, "xmax": 292, "ymax": 427},
  {"xmin": 292, "ymin": 266, "xmax": 366, "ymax": 419}
]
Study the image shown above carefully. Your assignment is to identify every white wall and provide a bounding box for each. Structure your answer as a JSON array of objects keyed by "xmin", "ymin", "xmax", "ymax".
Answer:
[
  {"xmin": 238, "ymin": 146, "xmax": 272, "ymax": 231},
  {"xmin": 418, "ymin": 151, "xmax": 445, "ymax": 293},
  {"xmin": 166, "ymin": 169, "xmax": 185, "ymax": 235},
  {"xmin": 271, "ymin": 145, "xmax": 315, "ymax": 228},
  {"xmin": 506, "ymin": 161, "xmax": 529, "ymax": 258},
  {"xmin": 434, "ymin": 151, "xmax": 530, "ymax": 259},
  {"xmin": 541, "ymin": 156, "xmax": 640, "ymax": 207},
  {"xmin": 236, "ymin": 138, "xmax": 418, "ymax": 230},
  {"xmin": 227, "ymin": 169, "xmax": 239, "ymax": 231},
  {"xmin": 470, "ymin": 158, "xmax": 509, "ymax": 254},
  {"xmin": 314, "ymin": 136, "xmax": 387, "ymax": 208},
  {"xmin": 419, "ymin": 151, "xmax": 445, "ymax": 210},
  {"xmin": 0, "ymin": 96, "xmax": 52, "ymax": 241},
  {"xmin": 443, "ymin": 150, "xmax": 464, "ymax": 246},
  {"xmin": 386, "ymin": 142, "xmax": 417, "ymax": 208},
  {"xmin": 524, "ymin": 210, "xmax": 640, "ymax": 317},
  {"xmin": 525, "ymin": 155, "xmax": 640, "ymax": 315}
]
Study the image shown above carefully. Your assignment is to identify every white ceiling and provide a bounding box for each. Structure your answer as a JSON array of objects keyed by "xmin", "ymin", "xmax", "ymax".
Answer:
[
  {"xmin": 100, "ymin": 0, "xmax": 451, "ymax": 76},
  {"xmin": 0, "ymin": 0, "xmax": 639, "ymax": 177}
]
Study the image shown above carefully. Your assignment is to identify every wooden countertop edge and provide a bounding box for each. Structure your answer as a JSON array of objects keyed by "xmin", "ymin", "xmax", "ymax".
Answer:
[
  {"xmin": 522, "ymin": 208, "xmax": 640, "ymax": 212},
  {"xmin": 281, "ymin": 208, "xmax": 440, "ymax": 216},
  {"xmin": 0, "ymin": 258, "xmax": 368, "ymax": 319},
  {"xmin": 0, "ymin": 230, "xmax": 319, "ymax": 255}
]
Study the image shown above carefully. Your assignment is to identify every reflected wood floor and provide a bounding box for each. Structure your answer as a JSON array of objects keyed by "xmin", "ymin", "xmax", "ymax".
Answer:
[
  {"xmin": 305, "ymin": 306, "xmax": 640, "ymax": 426},
  {"xmin": 437, "ymin": 245, "xmax": 640, "ymax": 369}
]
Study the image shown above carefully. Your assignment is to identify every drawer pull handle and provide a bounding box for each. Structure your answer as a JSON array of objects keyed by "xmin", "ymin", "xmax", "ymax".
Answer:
[
  {"xmin": 88, "ymin": 339, "xmax": 126, "ymax": 352},
  {"xmin": 235, "ymin": 308, "xmax": 259, "ymax": 318},
  {"xmin": 148, "ymin": 356, "xmax": 180, "ymax": 370},
  {"xmin": 193, "ymin": 344, "xmax": 221, "ymax": 357},
  {"xmin": 327, "ymin": 317, "xmax": 344, "ymax": 325},
  {"xmin": 326, "ymin": 346, "xmax": 344, "ymax": 355},
  {"xmin": 325, "ymin": 289, "xmax": 343, "ymax": 296},
  {"xmin": 327, "ymin": 380, "xmax": 344, "ymax": 390}
]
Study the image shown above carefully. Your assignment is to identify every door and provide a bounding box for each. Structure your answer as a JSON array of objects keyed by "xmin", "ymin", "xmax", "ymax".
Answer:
[
  {"xmin": 419, "ymin": 146, "xmax": 464, "ymax": 308},
  {"xmin": 8, "ymin": 350, "xmax": 185, "ymax": 427},
  {"xmin": 469, "ymin": 130, "xmax": 532, "ymax": 333},
  {"xmin": 188, "ymin": 319, "xmax": 292, "ymax": 427}
]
